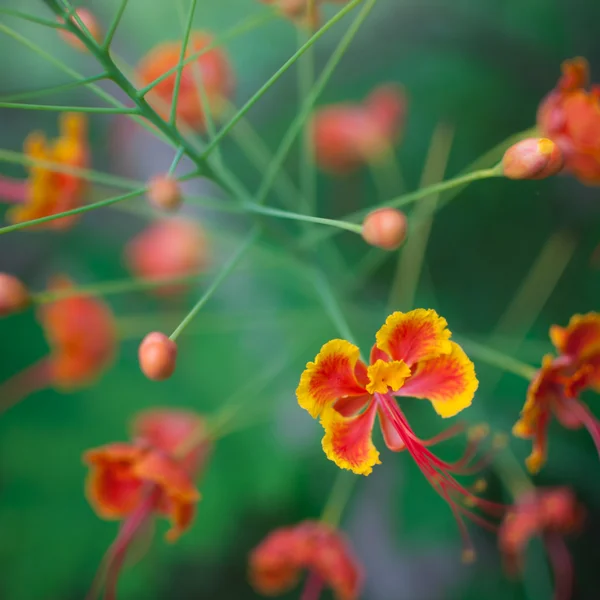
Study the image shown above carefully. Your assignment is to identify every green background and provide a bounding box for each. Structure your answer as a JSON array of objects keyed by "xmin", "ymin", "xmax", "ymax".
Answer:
[{"xmin": 0, "ymin": 0, "xmax": 599, "ymax": 598}]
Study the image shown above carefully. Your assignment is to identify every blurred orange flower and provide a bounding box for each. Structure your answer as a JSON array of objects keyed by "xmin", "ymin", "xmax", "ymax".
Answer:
[
  {"xmin": 124, "ymin": 219, "xmax": 209, "ymax": 296},
  {"xmin": 297, "ymin": 309, "xmax": 502, "ymax": 556},
  {"xmin": 6, "ymin": 113, "xmax": 89, "ymax": 229},
  {"xmin": 249, "ymin": 520, "xmax": 362, "ymax": 600},
  {"xmin": 137, "ymin": 32, "xmax": 234, "ymax": 131},
  {"xmin": 513, "ymin": 313, "xmax": 600, "ymax": 473},
  {"xmin": 84, "ymin": 409, "xmax": 210, "ymax": 597},
  {"xmin": 537, "ymin": 58, "xmax": 600, "ymax": 185},
  {"xmin": 259, "ymin": 0, "xmax": 350, "ymax": 28},
  {"xmin": 499, "ymin": 488, "xmax": 584, "ymax": 600},
  {"xmin": 312, "ymin": 84, "xmax": 406, "ymax": 174}
]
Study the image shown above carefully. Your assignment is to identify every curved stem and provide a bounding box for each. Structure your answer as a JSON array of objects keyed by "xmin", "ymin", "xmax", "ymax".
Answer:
[
  {"xmin": 0, "ymin": 101, "xmax": 138, "ymax": 114},
  {"xmin": 0, "ymin": 359, "xmax": 52, "ymax": 415},
  {"xmin": 320, "ymin": 472, "xmax": 357, "ymax": 528}
]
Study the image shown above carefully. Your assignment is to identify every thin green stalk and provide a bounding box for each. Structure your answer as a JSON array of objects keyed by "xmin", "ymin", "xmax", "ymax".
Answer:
[
  {"xmin": 170, "ymin": 0, "xmax": 197, "ymax": 126},
  {"xmin": 388, "ymin": 122, "xmax": 454, "ymax": 311},
  {"xmin": 137, "ymin": 11, "xmax": 275, "ymax": 97},
  {"xmin": 103, "ymin": 0, "xmax": 130, "ymax": 50},
  {"xmin": 201, "ymin": 0, "xmax": 368, "ymax": 160},
  {"xmin": 245, "ymin": 202, "xmax": 362, "ymax": 235},
  {"xmin": 321, "ymin": 472, "xmax": 357, "ymax": 527},
  {"xmin": 32, "ymin": 272, "xmax": 205, "ymax": 303},
  {"xmin": 0, "ymin": 73, "xmax": 108, "ymax": 102},
  {"xmin": 0, "ymin": 188, "xmax": 145, "ymax": 234},
  {"xmin": 458, "ymin": 337, "xmax": 538, "ymax": 381},
  {"xmin": 255, "ymin": 0, "xmax": 377, "ymax": 205},
  {"xmin": 0, "ymin": 101, "xmax": 138, "ymax": 114},
  {"xmin": 60, "ymin": 0, "xmax": 100, "ymax": 49},
  {"xmin": 0, "ymin": 148, "xmax": 144, "ymax": 190},
  {"xmin": 169, "ymin": 229, "xmax": 259, "ymax": 341},
  {"xmin": 0, "ymin": 8, "xmax": 65, "ymax": 29},
  {"xmin": 168, "ymin": 146, "xmax": 186, "ymax": 176}
]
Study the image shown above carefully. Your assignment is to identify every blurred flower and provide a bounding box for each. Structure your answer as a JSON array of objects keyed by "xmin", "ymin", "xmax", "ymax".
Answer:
[
  {"xmin": 502, "ymin": 138, "xmax": 564, "ymax": 180},
  {"xmin": 124, "ymin": 219, "xmax": 209, "ymax": 296},
  {"xmin": 259, "ymin": 0, "xmax": 350, "ymax": 28},
  {"xmin": 312, "ymin": 84, "xmax": 406, "ymax": 174},
  {"xmin": 499, "ymin": 487, "xmax": 584, "ymax": 600},
  {"xmin": 0, "ymin": 273, "xmax": 30, "ymax": 317},
  {"xmin": 137, "ymin": 32, "xmax": 234, "ymax": 131},
  {"xmin": 0, "ymin": 276, "xmax": 116, "ymax": 412},
  {"xmin": 249, "ymin": 520, "xmax": 362, "ymax": 600},
  {"xmin": 85, "ymin": 409, "xmax": 210, "ymax": 597},
  {"xmin": 1, "ymin": 113, "xmax": 89, "ymax": 230},
  {"xmin": 138, "ymin": 332, "xmax": 178, "ymax": 381},
  {"xmin": 513, "ymin": 313, "xmax": 600, "ymax": 473},
  {"xmin": 537, "ymin": 57, "xmax": 600, "ymax": 185},
  {"xmin": 58, "ymin": 8, "xmax": 103, "ymax": 52},
  {"xmin": 297, "ymin": 309, "xmax": 501, "ymax": 556},
  {"xmin": 361, "ymin": 207, "xmax": 407, "ymax": 250},
  {"xmin": 147, "ymin": 174, "xmax": 182, "ymax": 212}
]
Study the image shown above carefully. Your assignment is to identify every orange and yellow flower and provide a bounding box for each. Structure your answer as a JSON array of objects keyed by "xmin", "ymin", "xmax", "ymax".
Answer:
[
  {"xmin": 249, "ymin": 520, "xmax": 362, "ymax": 600},
  {"xmin": 499, "ymin": 488, "xmax": 584, "ymax": 600},
  {"xmin": 7, "ymin": 113, "xmax": 89, "ymax": 229},
  {"xmin": 537, "ymin": 58, "xmax": 600, "ymax": 185},
  {"xmin": 137, "ymin": 32, "xmax": 234, "ymax": 131},
  {"xmin": 312, "ymin": 84, "xmax": 406, "ymax": 174},
  {"xmin": 513, "ymin": 313, "xmax": 600, "ymax": 474},
  {"xmin": 297, "ymin": 309, "xmax": 502, "ymax": 555},
  {"xmin": 84, "ymin": 409, "xmax": 210, "ymax": 598}
]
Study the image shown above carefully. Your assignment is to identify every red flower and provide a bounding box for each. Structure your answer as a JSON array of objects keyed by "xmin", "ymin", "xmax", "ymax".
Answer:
[
  {"xmin": 124, "ymin": 219, "xmax": 209, "ymax": 296},
  {"xmin": 297, "ymin": 309, "xmax": 503, "ymax": 556},
  {"xmin": 537, "ymin": 58, "xmax": 600, "ymax": 185},
  {"xmin": 0, "ymin": 276, "xmax": 116, "ymax": 412},
  {"xmin": 84, "ymin": 409, "xmax": 210, "ymax": 598},
  {"xmin": 312, "ymin": 84, "xmax": 406, "ymax": 174},
  {"xmin": 513, "ymin": 313, "xmax": 600, "ymax": 473},
  {"xmin": 137, "ymin": 32, "xmax": 234, "ymax": 131},
  {"xmin": 499, "ymin": 488, "xmax": 584, "ymax": 600},
  {"xmin": 249, "ymin": 520, "xmax": 362, "ymax": 600}
]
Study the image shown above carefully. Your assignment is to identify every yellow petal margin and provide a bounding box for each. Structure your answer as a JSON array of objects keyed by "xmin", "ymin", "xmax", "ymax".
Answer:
[
  {"xmin": 549, "ymin": 312, "xmax": 600, "ymax": 360},
  {"xmin": 375, "ymin": 309, "xmax": 452, "ymax": 367},
  {"xmin": 366, "ymin": 359, "xmax": 411, "ymax": 394},
  {"xmin": 296, "ymin": 339, "xmax": 366, "ymax": 419}
]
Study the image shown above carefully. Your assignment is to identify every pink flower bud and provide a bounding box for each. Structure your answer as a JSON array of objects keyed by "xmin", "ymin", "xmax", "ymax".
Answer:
[
  {"xmin": 59, "ymin": 9, "xmax": 103, "ymax": 52},
  {"xmin": 502, "ymin": 138, "xmax": 564, "ymax": 180},
  {"xmin": 139, "ymin": 332, "xmax": 178, "ymax": 381},
  {"xmin": 0, "ymin": 274, "xmax": 30, "ymax": 317},
  {"xmin": 147, "ymin": 175, "xmax": 182, "ymax": 212},
  {"xmin": 361, "ymin": 208, "xmax": 407, "ymax": 250}
]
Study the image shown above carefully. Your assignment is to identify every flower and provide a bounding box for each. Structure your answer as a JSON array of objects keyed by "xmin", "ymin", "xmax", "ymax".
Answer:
[
  {"xmin": 0, "ymin": 273, "xmax": 30, "ymax": 317},
  {"xmin": 7, "ymin": 113, "xmax": 89, "ymax": 229},
  {"xmin": 136, "ymin": 32, "xmax": 234, "ymax": 131},
  {"xmin": 124, "ymin": 219, "xmax": 209, "ymax": 296},
  {"xmin": 537, "ymin": 57, "xmax": 600, "ymax": 185},
  {"xmin": 499, "ymin": 488, "xmax": 584, "ymax": 600},
  {"xmin": 502, "ymin": 138, "xmax": 564, "ymax": 180},
  {"xmin": 297, "ymin": 309, "xmax": 502, "ymax": 555},
  {"xmin": 84, "ymin": 409, "xmax": 210, "ymax": 598},
  {"xmin": 259, "ymin": 0, "xmax": 350, "ymax": 28},
  {"xmin": 249, "ymin": 520, "xmax": 362, "ymax": 600},
  {"xmin": 0, "ymin": 276, "xmax": 117, "ymax": 413},
  {"xmin": 312, "ymin": 84, "xmax": 406, "ymax": 174},
  {"xmin": 513, "ymin": 313, "xmax": 600, "ymax": 474}
]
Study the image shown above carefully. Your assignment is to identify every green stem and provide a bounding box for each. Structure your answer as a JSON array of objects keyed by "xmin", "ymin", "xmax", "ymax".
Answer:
[
  {"xmin": 0, "ymin": 148, "xmax": 144, "ymax": 190},
  {"xmin": 201, "ymin": 0, "xmax": 368, "ymax": 160},
  {"xmin": 458, "ymin": 337, "xmax": 538, "ymax": 381},
  {"xmin": 169, "ymin": 229, "xmax": 259, "ymax": 341},
  {"xmin": 168, "ymin": 146, "xmax": 186, "ymax": 176},
  {"xmin": 0, "ymin": 8, "xmax": 65, "ymax": 29},
  {"xmin": 320, "ymin": 472, "xmax": 357, "ymax": 527},
  {"xmin": 0, "ymin": 101, "xmax": 138, "ymax": 113},
  {"xmin": 255, "ymin": 0, "xmax": 377, "ymax": 205},
  {"xmin": 103, "ymin": 0, "xmax": 130, "ymax": 50},
  {"xmin": 0, "ymin": 73, "xmax": 108, "ymax": 102},
  {"xmin": 32, "ymin": 272, "xmax": 205, "ymax": 303}
]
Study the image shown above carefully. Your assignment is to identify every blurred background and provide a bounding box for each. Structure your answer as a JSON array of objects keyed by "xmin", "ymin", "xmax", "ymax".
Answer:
[{"xmin": 0, "ymin": 0, "xmax": 599, "ymax": 598}]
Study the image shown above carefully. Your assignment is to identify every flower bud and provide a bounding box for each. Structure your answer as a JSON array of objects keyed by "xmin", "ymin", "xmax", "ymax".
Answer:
[
  {"xmin": 147, "ymin": 175, "xmax": 182, "ymax": 212},
  {"xmin": 361, "ymin": 208, "xmax": 407, "ymax": 250},
  {"xmin": 59, "ymin": 9, "xmax": 103, "ymax": 52},
  {"xmin": 0, "ymin": 274, "xmax": 30, "ymax": 317},
  {"xmin": 502, "ymin": 138, "xmax": 564, "ymax": 180},
  {"xmin": 139, "ymin": 332, "xmax": 178, "ymax": 381}
]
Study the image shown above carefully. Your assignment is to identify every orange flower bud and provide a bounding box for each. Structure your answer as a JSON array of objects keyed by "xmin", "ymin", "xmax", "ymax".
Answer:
[
  {"xmin": 502, "ymin": 138, "xmax": 564, "ymax": 180},
  {"xmin": 139, "ymin": 332, "xmax": 178, "ymax": 381},
  {"xmin": 361, "ymin": 208, "xmax": 407, "ymax": 250},
  {"xmin": 0, "ymin": 274, "xmax": 30, "ymax": 317},
  {"xmin": 59, "ymin": 9, "xmax": 103, "ymax": 52},
  {"xmin": 147, "ymin": 175, "xmax": 182, "ymax": 212}
]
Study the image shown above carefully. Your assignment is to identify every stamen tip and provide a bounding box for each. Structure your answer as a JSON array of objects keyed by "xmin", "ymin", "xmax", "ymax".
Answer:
[
  {"xmin": 468, "ymin": 423, "xmax": 489, "ymax": 442},
  {"xmin": 462, "ymin": 549, "xmax": 476, "ymax": 564}
]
